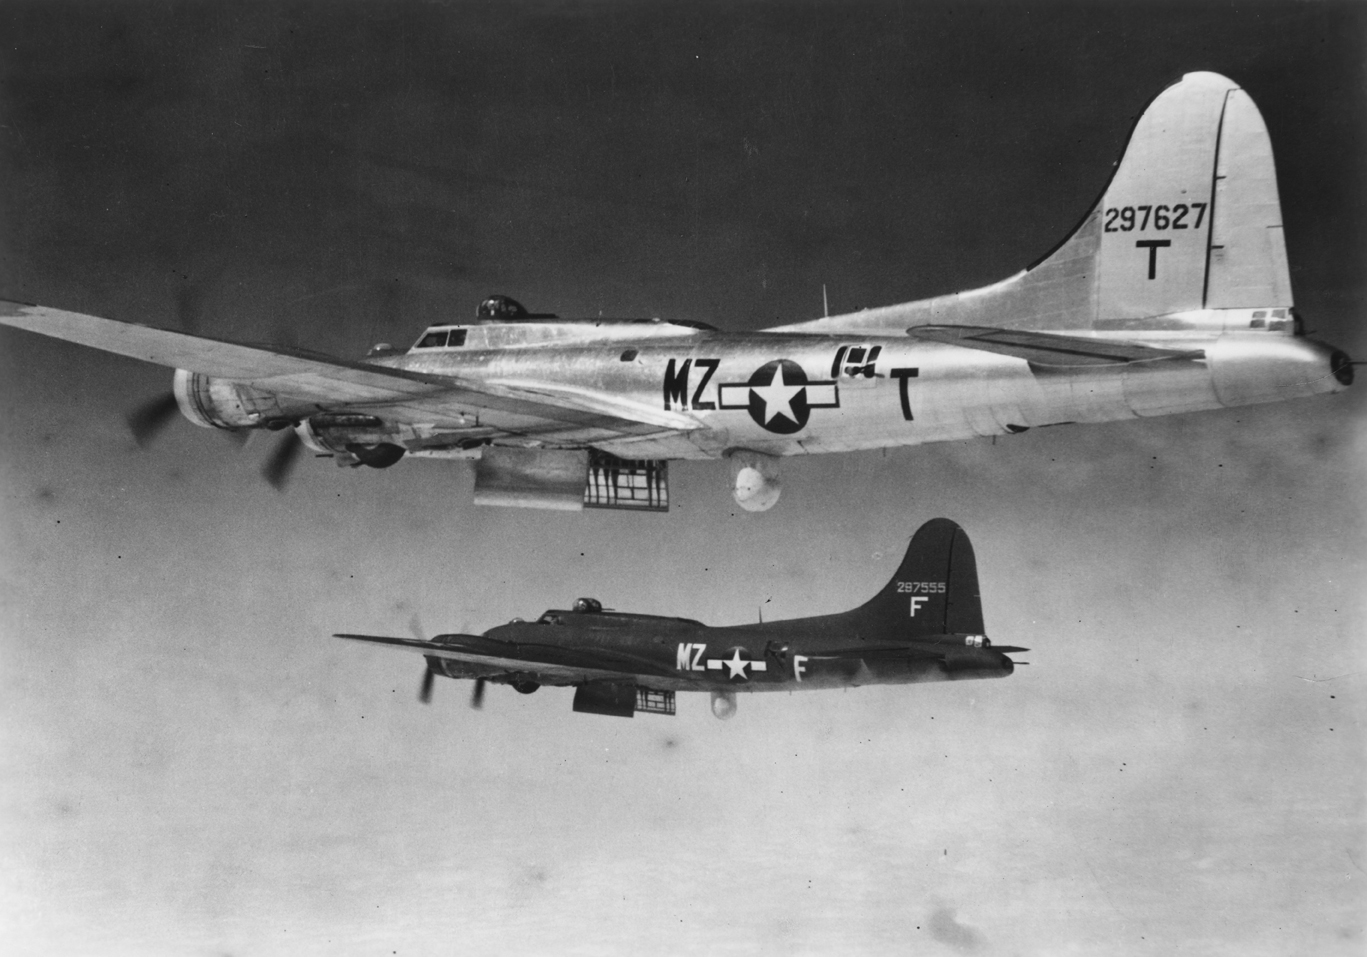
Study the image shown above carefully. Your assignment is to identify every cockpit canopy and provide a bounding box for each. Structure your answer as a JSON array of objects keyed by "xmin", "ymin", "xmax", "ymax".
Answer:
[
  {"xmin": 408, "ymin": 294, "xmax": 720, "ymax": 351},
  {"xmin": 411, "ymin": 327, "xmax": 468, "ymax": 350}
]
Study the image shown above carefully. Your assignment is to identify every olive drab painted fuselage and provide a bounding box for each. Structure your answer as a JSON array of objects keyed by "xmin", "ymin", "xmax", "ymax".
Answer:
[
  {"xmin": 335, "ymin": 518, "xmax": 1024, "ymax": 719},
  {"xmin": 425, "ymin": 609, "xmax": 1013, "ymax": 694}
]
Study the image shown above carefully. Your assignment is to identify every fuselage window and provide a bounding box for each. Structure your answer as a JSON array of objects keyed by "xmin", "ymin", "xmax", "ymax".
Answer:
[
  {"xmin": 620, "ymin": 348, "xmax": 638, "ymax": 362},
  {"xmin": 448, "ymin": 329, "xmax": 468, "ymax": 347},
  {"xmin": 416, "ymin": 329, "xmax": 448, "ymax": 349}
]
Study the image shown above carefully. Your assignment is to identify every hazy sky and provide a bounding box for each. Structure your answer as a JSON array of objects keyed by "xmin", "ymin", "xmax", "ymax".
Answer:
[{"xmin": 1, "ymin": 4, "xmax": 1363, "ymax": 956}]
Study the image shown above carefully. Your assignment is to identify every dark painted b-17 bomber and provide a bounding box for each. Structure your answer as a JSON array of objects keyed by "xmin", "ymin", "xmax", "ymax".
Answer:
[{"xmin": 335, "ymin": 518, "xmax": 1025, "ymax": 719}]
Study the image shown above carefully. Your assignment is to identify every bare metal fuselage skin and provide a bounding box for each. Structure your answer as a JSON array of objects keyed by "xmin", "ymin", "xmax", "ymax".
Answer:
[
  {"xmin": 192, "ymin": 311, "xmax": 1345, "ymax": 464},
  {"xmin": 0, "ymin": 71, "xmax": 1354, "ymax": 506},
  {"xmin": 276, "ymin": 313, "xmax": 1345, "ymax": 463}
]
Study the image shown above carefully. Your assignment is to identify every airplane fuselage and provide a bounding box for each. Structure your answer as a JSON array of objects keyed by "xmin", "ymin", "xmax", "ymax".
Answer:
[
  {"xmin": 170, "ymin": 306, "xmax": 1345, "ymax": 475},
  {"xmin": 424, "ymin": 609, "xmax": 1014, "ymax": 694},
  {"xmin": 330, "ymin": 313, "xmax": 1346, "ymax": 463},
  {"xmin": 336, "ymin": 518, "xmax": 1015, "ymax": 717},
  {"xmin": 0, "ymin": 72, "xmax": 1354, "ymax": 509}
]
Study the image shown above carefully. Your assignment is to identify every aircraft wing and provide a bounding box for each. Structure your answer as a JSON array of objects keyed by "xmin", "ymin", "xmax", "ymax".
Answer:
[
  {"xmin": 0, "ymin": 301, "xmax": 699, "ymax": 435},
  {"xmin": 802, "ymin": 644, "xmax": 947, "ymax": 662},
  {"xmin": 803, "ymin": 642, "xmax": 1029, "ymax": 662},
  {"xmin": 905, "ymin": 324, "xmax": 1205, "ymax": 369},
  {"xmin": 334, "ymin": 633, "xmax": 685, "ymax": 684}
]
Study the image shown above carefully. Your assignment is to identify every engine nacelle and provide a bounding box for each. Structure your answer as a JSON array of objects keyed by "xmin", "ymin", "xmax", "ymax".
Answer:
[
  {"xmin": 173, "ymin": 369, "xmax": 282, "ymax": 429},
  {"xmin": 295, "ymin": 414, "xmax": 406, "ymax": 468},
  {"xmin": 728, "ymin": 449, "xmax": 781, "ymax": 512}
]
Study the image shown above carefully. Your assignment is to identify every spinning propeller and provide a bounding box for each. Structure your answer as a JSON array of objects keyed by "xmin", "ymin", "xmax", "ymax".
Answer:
[
  {"xmin": 125, "ymin": 389, "xmax": 304, "ymax": 490},
  {"xmin": 126, "ymin": 393, "xmax": 181, "ymax": 447},
  {"xmin": 125, "ymin": 280, "xmax": 312, "ymax": 487},
  {"xmin": 261, "ymin": 428, "xmax": 305, "ymax": 490},
  {"xmin": 419, "ymin": 667, "xmax": 436, "ymax": 704},
  {"xmin": 409, "ymin": 615, "xmax": 486, "ymax": 709}
]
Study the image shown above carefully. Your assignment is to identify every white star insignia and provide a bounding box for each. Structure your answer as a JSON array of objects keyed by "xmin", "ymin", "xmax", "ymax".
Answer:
[
  {"xmin": 723, "ymin": 647, "xmax": 751, "ymax": 679},
  {"xmin": 706, "ymin": 649, "xmax": 768, "ymax": 678},
  {"xmin": 749, "ymin": 365, "xmax": 804, "ymax": 425}
]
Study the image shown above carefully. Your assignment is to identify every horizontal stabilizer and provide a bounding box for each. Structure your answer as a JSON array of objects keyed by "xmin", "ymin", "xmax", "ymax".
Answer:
[{"xmin": 907, "ymin": 325, "xmax": 1205, "ymax": 367}]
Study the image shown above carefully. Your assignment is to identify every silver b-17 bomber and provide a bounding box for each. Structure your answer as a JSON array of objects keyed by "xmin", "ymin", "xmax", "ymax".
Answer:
[
  {"xmin": 336, "ymin": 518, "xmax": 1022, "ymax": 719},
  {"xmin": 0, "ymin": 72, "xmax": 1352, "ymax": 511}
]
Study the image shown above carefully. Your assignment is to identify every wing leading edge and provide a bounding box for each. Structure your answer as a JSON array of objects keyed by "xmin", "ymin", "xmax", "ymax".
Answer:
[
  {"xmin": 0, "ymin": 301, "xmax": 699, "ymax": 436},
  {"xmin": 333, "ymin": 632, "xmax": 682, "ymax": 684}
]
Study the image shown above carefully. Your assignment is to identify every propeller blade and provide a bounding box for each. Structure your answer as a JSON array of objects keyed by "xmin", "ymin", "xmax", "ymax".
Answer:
[
  {"xmin": 419, "ymin": 666, "xmax": 435, "ymax": 704},
  {"xmin": 127, "ymin": 393, "xmax": 180, "ymax": 447},
  {"xmin": 470, "ymin": 677, "xmax": 486, "ymax": 710},
  {"xmin": 262, "ymin": 430, "xmax": 303, "ymax": 490}
]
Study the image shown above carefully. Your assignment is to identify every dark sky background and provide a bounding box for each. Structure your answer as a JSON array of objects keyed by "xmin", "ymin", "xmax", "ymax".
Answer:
[{"xmin": 1, "ymin": 4, "xmax": 1363, "ymax": 956}]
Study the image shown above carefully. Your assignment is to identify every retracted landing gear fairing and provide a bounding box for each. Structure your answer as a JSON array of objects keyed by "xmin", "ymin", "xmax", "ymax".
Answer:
[
  {"xmin": 335, "ymin": 518, "xmax": 1024, "ymax": 719},
  {"xmin": 0, "ymin": 73, "xmax": 1351, "ymax": 511}
]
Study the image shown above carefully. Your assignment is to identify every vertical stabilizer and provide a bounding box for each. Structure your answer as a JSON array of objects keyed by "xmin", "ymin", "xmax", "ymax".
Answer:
[
  {"xmin": 767, "ymin": 72, "xmax": 1294, "ymax": 335},
  {"xmin": 857, "ymin": 518, "xmax": 984, "ymax": 639},
  {"xmin": 1095, "ymin": 71, "xmax": 1231, "ymax": 322}
]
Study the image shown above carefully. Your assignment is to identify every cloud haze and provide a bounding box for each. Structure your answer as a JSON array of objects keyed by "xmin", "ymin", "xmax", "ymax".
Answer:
[{"xmin": 0, "ymin": 4, "xmax": 1363, "ymax": 956}]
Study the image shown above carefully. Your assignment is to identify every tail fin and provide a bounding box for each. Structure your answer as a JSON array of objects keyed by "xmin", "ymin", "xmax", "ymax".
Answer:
[
  {"xmin": 769, "ymin": 72, "xmax": 1291, "ymax": 335},
  {"xmin": 1087, "ymin": 71, "xmax": 1292, "ymax": 326},
  {"xmin": 857, "ymin": 518, "xmax": 984, "ymax": 639}
]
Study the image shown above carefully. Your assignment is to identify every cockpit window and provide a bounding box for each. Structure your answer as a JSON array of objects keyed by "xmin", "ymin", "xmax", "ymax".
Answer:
[
  {"xmin": 416, "ymin": 329, "xmax": 449, "ymax": 349},
  {"xmin": 448, "ymin": 329, "xmax": 467, "ymax": 347}
]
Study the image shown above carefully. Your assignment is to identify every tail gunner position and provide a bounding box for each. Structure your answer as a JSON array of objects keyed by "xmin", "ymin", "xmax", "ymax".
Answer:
[
  {"xmin": 0, "ymin": 72, "xmax": 1352, "ymax": 511},
  {"xmin": 336, "ymin": 518, "xmax": 1024, "ymax": 719}
]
